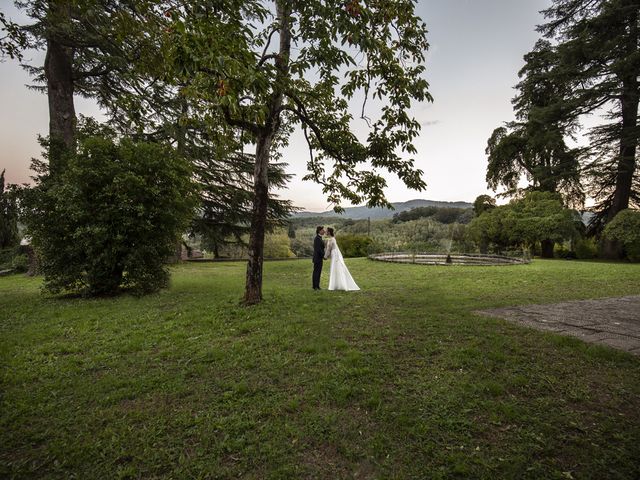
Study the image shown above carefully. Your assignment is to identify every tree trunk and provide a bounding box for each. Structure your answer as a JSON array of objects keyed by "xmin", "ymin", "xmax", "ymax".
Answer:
[
  {"xmin": 168, "ymin": 240, "xmax": 183, "ymax": 263},
  {"xmin": 601, "ymin": 237, "xmax": 623, "ymax": 259},
  {"xmin": 242, "ymin": 0, "xmax": 291, "ymax": 305},
  {"xmin": 21, "ymin": 244, "xmax": 39, "ymax": 277},
  {"xmin": 607, "ymin": 81, "xmax": 638, "ymax": 220},
  {"xmin": 541, "ymin": 239, "xmax": 555, "ymax": 259},
  {"xmin": 243, "ymin": 135, "xmax": 272, "ymax": 304},
  {"xmin": 603, "ymin": 6, "xmax": 638, "ymax": 258},
  {"xmin": 44, "ymin": 2, "xmax": 76, "ymax": 176}
]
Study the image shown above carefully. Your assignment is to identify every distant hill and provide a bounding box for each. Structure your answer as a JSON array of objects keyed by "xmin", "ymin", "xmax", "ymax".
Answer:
[{"xmin": 294, "ymin": 199, "xmax": 473, "ymax": 220}]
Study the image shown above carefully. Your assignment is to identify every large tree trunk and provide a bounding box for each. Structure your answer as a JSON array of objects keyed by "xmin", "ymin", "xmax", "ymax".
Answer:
[
  {"xmin": 603, "ymin": 6, "xmax": 638, "ymax": 258},
  {"xmin": 242, "ymin": 0, "xmax": 291, "ymax": 305},
  {"xmin": 541, "ymin": 239, "xmax": 555, "ymax": 259},
  {"xmin": 44, "ymin": 2, "xmax": 76, "ymax": 176}
]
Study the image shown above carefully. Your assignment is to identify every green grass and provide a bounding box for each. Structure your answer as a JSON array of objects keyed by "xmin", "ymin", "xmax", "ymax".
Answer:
[{"xmin": 1, "ymin": 259, "xmax": 640, "ymax": 479}]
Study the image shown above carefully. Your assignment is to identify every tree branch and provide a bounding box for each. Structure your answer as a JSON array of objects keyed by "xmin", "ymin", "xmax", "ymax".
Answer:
[
  {"xmin": 280, "ymin": 99, "xmax": 351, "ymax": 169},
  {"xmin": 258, "ymin": 26, "xmax": 279, "ymax": 67},
  {"xmin": 73, "ymin": 66, "xmax": 113, "ymax": 80},
  {"xmin": 221, "ymin": 104, "xmax": 260, "ymax": 135}
]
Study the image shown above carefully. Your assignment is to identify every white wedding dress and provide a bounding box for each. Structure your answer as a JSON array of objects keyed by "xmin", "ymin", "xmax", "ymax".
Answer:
[{"xmin": 325, "ymin": 237, "xmax": 360, "ymax": 291}]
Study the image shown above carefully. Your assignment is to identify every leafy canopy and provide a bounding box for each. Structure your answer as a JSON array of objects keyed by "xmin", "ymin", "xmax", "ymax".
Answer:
[
  {"xmin": 468, "ymin": 191, "xmax": 580, "ymax": 252},
  {"xmin": 168, "ymin": 0, "xmax": 432, "ymax": 210},
  {"xmin": 603, "ymin": 209, "xmax": 640, "ymax": 262},
  {"xmin": 485, "ymin": 40, "xmax": 583, "ymax": 207}
]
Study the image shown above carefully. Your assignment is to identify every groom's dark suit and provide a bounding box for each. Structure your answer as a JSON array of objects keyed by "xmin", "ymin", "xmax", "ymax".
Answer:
[{"xmin": 312, "ymin": 234, "xmax": 325, "ymax": 289}]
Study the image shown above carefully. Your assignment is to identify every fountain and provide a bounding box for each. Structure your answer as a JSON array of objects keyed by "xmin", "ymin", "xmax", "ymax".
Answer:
[{"xmin": 368, "ymin": 252, "xmax": 529, "ymax": 266}]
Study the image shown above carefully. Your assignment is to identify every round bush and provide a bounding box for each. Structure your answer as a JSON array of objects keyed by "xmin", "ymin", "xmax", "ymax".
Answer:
[
  {"xmin": 337, "ymin": 234, "xmax": 373, "ymax": 258},
  {"xmin": 603, "ymin": 209, "xmax": 640, "ymax": 262},
  {"xmin": 23, "ymin": 136, "xmax": 198, "ymax": 296}
]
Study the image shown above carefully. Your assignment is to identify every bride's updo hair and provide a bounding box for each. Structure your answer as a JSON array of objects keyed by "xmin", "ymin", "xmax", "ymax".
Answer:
[{"xmin": 327, "ymin": 227, "xmax": 335, "ymax": 237}]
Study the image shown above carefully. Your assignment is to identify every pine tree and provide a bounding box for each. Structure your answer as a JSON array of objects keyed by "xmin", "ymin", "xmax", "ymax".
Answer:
[
  {"xmin": 538, "ymin": 0, "xmax": 639, "ymax": 239},
  {"xmin": 9, "ymin": 0, "xmax": 159, "ymax": 174},
  {"xmin": 485, "ymin": 40, "xmax": 583, "ymax": 208}
]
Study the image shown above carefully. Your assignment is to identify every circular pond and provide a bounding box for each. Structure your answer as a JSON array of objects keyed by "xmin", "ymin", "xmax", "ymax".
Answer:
[{"xmin": 368, "ymin": 252, "xmax": 529, "ymax": 266}]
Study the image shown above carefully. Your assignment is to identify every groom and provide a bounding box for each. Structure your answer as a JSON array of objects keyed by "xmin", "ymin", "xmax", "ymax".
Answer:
[{"xmin": 312, "ymin": 226, "xmax": 325, "ymax": 290}]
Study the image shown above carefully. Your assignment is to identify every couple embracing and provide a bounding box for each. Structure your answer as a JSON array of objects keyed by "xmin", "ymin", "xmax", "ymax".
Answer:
[{"xmin": 312, "ymin": 226, "xmax": 360, "ymax": 291}]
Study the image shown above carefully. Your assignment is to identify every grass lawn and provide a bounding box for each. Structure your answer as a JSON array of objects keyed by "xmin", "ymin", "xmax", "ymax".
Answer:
[{"xmin": 1, "ymin": 258, "xmax": 640, "ymax": 479}]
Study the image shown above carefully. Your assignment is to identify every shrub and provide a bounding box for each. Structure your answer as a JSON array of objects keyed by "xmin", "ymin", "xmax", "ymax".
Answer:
[
  {"xmin": 0, "ymin": 170, "xmax": 20, "ymax": 249},
  {"xmin": 0, "ymin": 247, "xmax": 15, "ymax": 270},
  {"xmin": 11, "ymin": 254, "xmax": 29, "ymax": 273},
  {"xmin": 603, "ymin": 209, "xmax": 640, "ymax": 262},
  {"xmin": 290, "ymin": 237, "xmax": 314, "ymax": 257},
  {"xmin": 337, "ymin": 234, "xmax": 373, "ymax": 258},
  {"xmin": 264, "ymin": 231, "xmax": 295, "ymax": 258},
  {"xmin": 554, "ymin": 242, "xmax": 571, "ymax": 259},
  {"xmin": 574, "ymin": 238, "xmax": 598, "ymax": 260},
  {"xmin": 0, "ymin": 247, "xmax": 29, "ymax": 273},
  {"xmin": 23, "ymin": 135, "xmax": 198, "ymax": 296}
]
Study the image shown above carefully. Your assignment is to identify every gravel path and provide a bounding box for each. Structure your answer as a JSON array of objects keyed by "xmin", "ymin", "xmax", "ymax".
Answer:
[{"xmin": 477, "ymin": 295, "xmax": 640, "ymax": 356}]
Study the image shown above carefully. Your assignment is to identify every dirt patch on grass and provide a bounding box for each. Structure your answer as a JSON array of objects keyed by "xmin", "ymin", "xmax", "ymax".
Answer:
[{"xmin": 476, "ymin": 295, "xmax": 640, "ymax": 355}]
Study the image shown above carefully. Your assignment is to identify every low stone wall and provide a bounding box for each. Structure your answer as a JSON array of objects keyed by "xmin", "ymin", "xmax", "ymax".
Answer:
[{"xmin": 368, "ymin": 252, "xmax": 529, "ymax": 266}]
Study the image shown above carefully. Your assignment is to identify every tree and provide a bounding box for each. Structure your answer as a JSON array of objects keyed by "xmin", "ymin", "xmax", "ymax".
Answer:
[
  {"xmin": 0, "ymin": 10, "xmax": 27, "ymax": 61},
  {"xmin": 467, "ymin": 207, "xmax": 511, "ymax": 254},
  {"xmin": 392, "ymin": 206, "xmax": 471, "ymax": 224},
  {"xmin": 287, "ymin": 221, "xmax": 296, "ymax": 239},
  {"xmin": 507, "ymin": 191, "xmax": 580, "ymax": 257},
  {"xmin": 22, "ymin": 132, "xmax": 197, "ymax": 296},
  {"xmin": 392, "ymin": 206, "xmax": 438, "ymax": 223},
  {"xmin": 0, "ymin": 170, "xmax": 20, "ymax": 249},
  {"xmin": 473, "ymin": 195, "xmax": 496, "ymax": 217},
  {"xmin": 8, "ymin": 1, "xmax": 299, "ymax": 279},
  {"xmin": 485, "ymin": 40, "xmax": 583, "ymax": 208},
  {"xmin": 603, "ymin": 209, "xmax": 640, "ymax": 262},
  {"xmin": 8, "ymin": 0, "xmax": 160, "ymax": 175},
  {"xmin": 180, "ymin": 122, "xmax": 295, "ymax": 258},
  {"xmin": 468, "ymin": 191, "xmax": 579, "ymax": 257},
  {"xmin": 538, "ymin": 0, "xmax": 640, "ymax": 241},
  {"xmin": 169, "ymin": 0, "xmax": 432, "ymax": 304}
]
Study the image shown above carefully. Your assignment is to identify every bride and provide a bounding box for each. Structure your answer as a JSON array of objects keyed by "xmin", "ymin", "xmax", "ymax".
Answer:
[{"xmin": 324, "ymin": 228, "xmax": 360, "ymax": 291}]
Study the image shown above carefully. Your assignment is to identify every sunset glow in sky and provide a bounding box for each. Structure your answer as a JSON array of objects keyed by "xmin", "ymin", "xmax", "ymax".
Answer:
[{"xmin": 0, "ymin": 0, "xmax": 551, "ymax": 211}]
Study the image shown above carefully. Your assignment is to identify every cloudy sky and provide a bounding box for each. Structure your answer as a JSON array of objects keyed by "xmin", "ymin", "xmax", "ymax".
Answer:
[{"xmin": 0, "ymin": 0, "xmax": 550, "ymax": 211}]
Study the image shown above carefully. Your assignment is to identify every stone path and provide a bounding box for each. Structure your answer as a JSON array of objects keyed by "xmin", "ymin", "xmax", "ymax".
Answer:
[{"xmin": 476, "ymin": 295, "xmax": 640, "ymax": 356}]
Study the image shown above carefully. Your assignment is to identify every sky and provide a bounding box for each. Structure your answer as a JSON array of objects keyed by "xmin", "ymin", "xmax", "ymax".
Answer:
[{"xmin": 0, "ymin": 0, "xmax": 551, "ymax": 212}]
